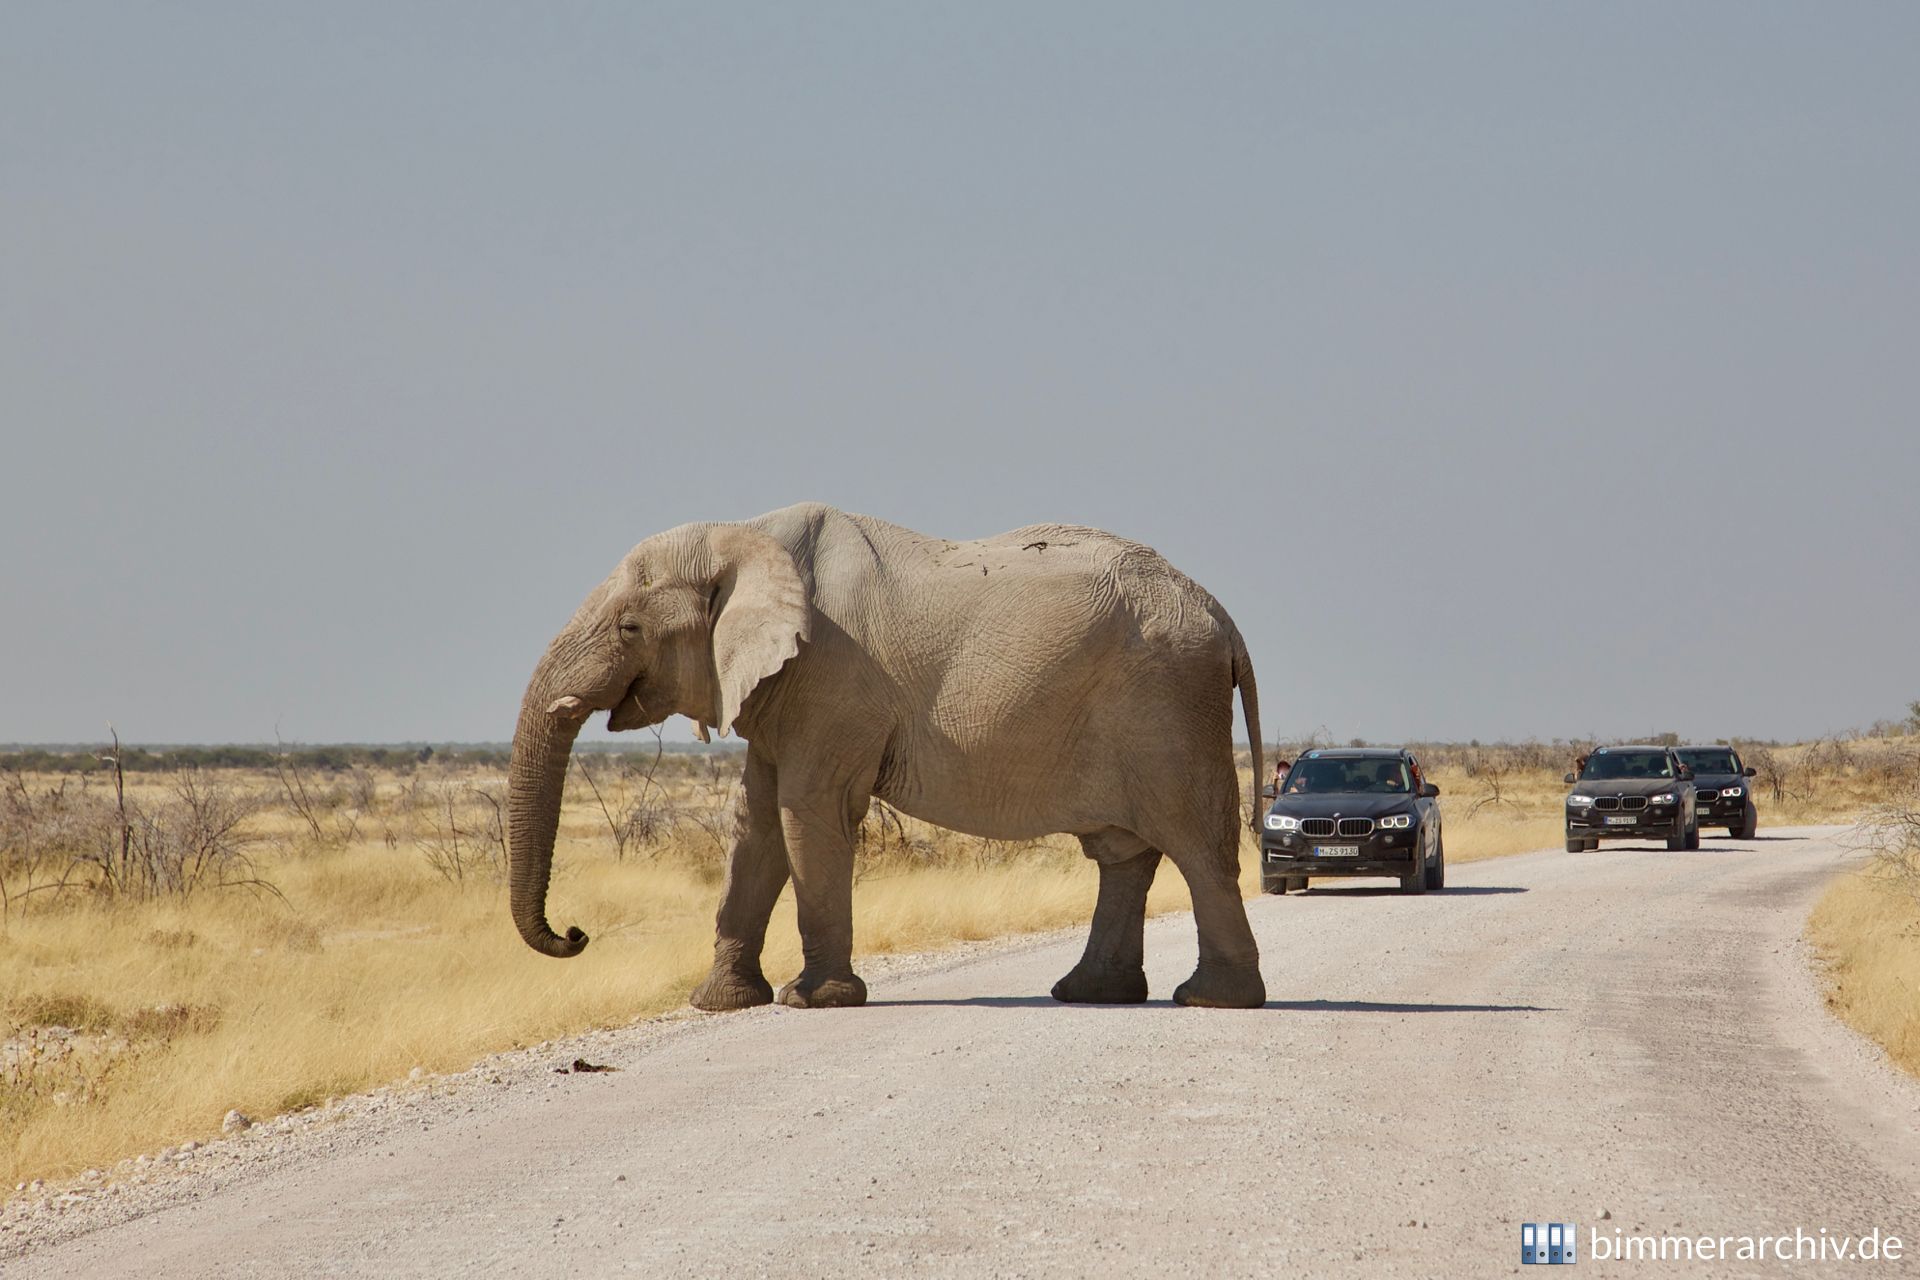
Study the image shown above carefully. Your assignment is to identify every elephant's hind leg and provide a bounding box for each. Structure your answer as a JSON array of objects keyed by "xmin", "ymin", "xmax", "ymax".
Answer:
[
  {"xmin": 1053, "ymin": 835, "xmax": 1159, "ymax": 1004},
  {"xmin": 1167, "ymin": 850, "xmax": 1265, "ymax": 1008},
  {"xmin": 1125, "ymin": 760, "xmax": 1265, "ymax": 1008},
  {"xmin": 691, "ymin": 750, "xmax": 787, "ymax": 1012}
]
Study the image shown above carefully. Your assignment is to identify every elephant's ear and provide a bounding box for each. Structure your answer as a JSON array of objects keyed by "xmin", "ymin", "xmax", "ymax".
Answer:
[{"xmin": 704, "ymin": 525, "xmax": 810, "ymax": 737}]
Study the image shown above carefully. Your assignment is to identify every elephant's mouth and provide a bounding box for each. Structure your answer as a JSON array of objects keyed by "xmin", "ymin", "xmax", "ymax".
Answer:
[{"xmin": 605, "ymin": 678, "xmax": 651, "ymax": 732}]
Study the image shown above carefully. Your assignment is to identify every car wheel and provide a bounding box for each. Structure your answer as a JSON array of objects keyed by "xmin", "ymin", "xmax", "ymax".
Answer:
[
  {"xmin": 1585, "ymin": 837, "xmax": 1601, "ymax": 851},
  {"xmin": 1666, "ymin": 826, "xmax": 1687, "ymax": 851},
  {"xmin": 1286, "ymin": 875, "xmax": 1308, "ymax": 893},
  {"xmin": 1685, "ymin": 819, "xmax": 1701, "ymax": 851},
  {"xmin": 1399, "ymin": 853, "xmax": 1428, "ymax": 893},
  {"xmin": 1565, "ymin": 835, "xmax": 1585, "ymax": 853},
  {"xmin": 1732, "ymin": 804, "xmax": 1758, "ymax": 840},
  {"xmin": 1424, "ymin": 835, "xmax": 1445, "ymax": 890},
  {"xmin": 1262, "ymin": 875, "xmax": 1288, "ymax": 895}
]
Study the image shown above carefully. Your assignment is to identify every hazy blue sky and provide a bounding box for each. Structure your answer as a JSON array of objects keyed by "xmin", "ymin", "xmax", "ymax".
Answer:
[{"xmin": 3, "ymin": 4, "xmax": 1915, "ymax": 747}]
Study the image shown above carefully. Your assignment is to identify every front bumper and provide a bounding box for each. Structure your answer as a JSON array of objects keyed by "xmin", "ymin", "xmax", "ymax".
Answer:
[
  {"xmin": 1694, "ymin": 791, "xmax": 1750, "ymax": 824},
  {"xmin": 1566, "ymin": 807, "xmax": 1684, "ymax": 839},
  {"xmin": 1260, "ymin": 827, "xmax": 1420, "ymax": 877}
]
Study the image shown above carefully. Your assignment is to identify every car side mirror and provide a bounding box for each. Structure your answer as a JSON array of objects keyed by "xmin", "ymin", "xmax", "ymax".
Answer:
[
  {"xmin": 1420, "ymin": 782, "xmax": 1440, "ymax": 798},
  {"xmin": 1260, "ymin": 784, "xmax": 1277, "ymax": 799},
  {"xmin": 1743, "ymin": 766, "xmax": 1757, "ymax": 777},
  {"xmin": 1563, "ymin": 772, "xmax": 1576, "ymax": 785}
]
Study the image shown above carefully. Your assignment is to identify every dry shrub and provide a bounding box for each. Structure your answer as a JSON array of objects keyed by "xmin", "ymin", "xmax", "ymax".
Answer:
[
  {"xmin": 0, "ymin": 772, "xmax": 92, "ymax": 913},
  {"xmin": 570, "ymin": 733, "xmax": 668, "ymax": 861},
  {"xmin": 1854, "ymin": 791, "xmax": 1920, "ymax": 905},
  {"xmin": 270, "ymin": 742, "xmax": 369, "ymax": 851},
  {"xmin": 1, "ymin": 762, "xmax": 276, "ymax": 913},
  {"xmin": 413, "ymin": 782, "xmax": 507, "ymax": 886}
]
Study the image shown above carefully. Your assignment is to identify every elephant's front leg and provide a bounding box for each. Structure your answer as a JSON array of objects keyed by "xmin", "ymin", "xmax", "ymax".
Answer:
[
  {"xmin": 774, "ymin": 792, "xmax": 868, "ymax": 1009},
  {"xmin": 690, "ymin": 751, "xmax": 788, "ymax": 1011},
  {"xmin": 1053, "ymin": 847, "xmax": 1161, "ymax": 1004}
]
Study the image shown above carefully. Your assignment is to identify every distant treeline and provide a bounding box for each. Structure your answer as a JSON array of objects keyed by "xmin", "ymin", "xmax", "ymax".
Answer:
[
  {"xmin": 0, "ymin": 740, "xmax": 742, "ymax": 774},
  {"xmin": 1, "ymin": 728, "xmax": 1890, "ymax": 776}
]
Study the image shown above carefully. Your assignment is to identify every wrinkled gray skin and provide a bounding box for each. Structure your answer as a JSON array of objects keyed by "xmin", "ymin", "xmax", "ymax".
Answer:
[{"xmin": 509, "ymin": 503, "xmax": 1265, "ymax": 1009}]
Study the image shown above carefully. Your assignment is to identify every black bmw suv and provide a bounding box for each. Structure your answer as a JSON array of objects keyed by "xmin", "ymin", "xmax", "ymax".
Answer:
[
  {"xmin": 1564, "ymin": 745, "xmax": 1699, "ymax": 852},
  {"xmin": 1260, "ymin": 748, "xmax": 1444, "ymax": 895},
  {"xmin": 1675, "ymin": 746, "xmax": 1760, "ymax": 839}
]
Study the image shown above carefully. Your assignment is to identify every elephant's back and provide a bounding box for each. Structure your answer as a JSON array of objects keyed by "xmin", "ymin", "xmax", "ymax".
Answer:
[
  {"xmin": 773, "ymin": 505, "xmax": 1237, "ymax": 654},
  {"xmin": 969, "ymin": 523, "xmax": 1234, "ymax": 644}
]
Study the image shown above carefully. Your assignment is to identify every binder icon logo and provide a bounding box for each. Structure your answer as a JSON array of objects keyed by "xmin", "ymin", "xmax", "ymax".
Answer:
[{"xmin": 1522, "ymin": 1222, "xmax": 1578, "ymax": 1265}]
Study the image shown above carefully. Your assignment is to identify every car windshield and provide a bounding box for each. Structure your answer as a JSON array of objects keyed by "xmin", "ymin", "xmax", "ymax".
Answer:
[
  {"xmin": 1579, "ymin": 751, "xmax": 1674, "ymax": 781},
  {"xmin": 1283, "ymin": 757, "xmax": 1410, "ymax": 794},
  {"xmin": 1676, "ymin": 749, "xmax": 1738, "ymax": 775}
]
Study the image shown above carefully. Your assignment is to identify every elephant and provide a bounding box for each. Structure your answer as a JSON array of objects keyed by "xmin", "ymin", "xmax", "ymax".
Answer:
[{"xmin": 507, "ymin": 503, "xmax": 1267, "ymax": 1009}]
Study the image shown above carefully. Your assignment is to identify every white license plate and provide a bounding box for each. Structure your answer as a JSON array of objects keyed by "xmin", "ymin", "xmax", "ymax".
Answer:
[
  {"xmin": 1604, "ymin": 815, "xmax": 1637, "ymax": 826},
  {"xmin": 1313, "ymin": 845, "xmax": 1360, "ymax": 857}
]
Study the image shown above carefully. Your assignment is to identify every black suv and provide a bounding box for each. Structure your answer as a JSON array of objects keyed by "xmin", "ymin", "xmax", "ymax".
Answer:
[
  {"xmin": 1564, "ymin": 745, "xmax": 1699, "ymax": 852},
  {"xmin": 1260, "ymin": 748, "xmax": 1444, "ymax": 895},
  {"xmin": 1675, "ymin": 746, "xmax": 1760, "ymax": 839}
]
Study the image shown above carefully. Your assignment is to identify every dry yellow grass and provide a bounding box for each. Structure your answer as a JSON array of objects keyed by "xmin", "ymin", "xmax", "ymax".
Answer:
[
  {"xmin": 4, "ymin": 740, "xmax": 1909, "ymax": 1188},
  {"xmin": 1807, "ymin": 870, "xmax": 1920, "ymax": 1079}
]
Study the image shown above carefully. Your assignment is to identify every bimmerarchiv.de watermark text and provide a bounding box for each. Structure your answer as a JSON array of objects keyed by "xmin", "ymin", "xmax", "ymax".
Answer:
[{"xmin": 1522, "ymin": 1222, "xmax": 1904, "ymax": 1265}]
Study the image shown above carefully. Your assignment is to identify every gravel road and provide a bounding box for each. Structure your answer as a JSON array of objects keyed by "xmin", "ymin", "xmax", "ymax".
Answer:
[{"xmin": 5, "ymin": 825, "xmax": 1917, "ymax": 1278}]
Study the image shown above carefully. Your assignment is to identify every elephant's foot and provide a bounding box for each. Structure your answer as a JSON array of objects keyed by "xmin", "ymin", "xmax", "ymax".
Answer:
[
  {"xmin": 1172, "ymin": 962, "xmax": 1266, "ymax": 1009},
  {"xmin": 776, "ymin": 971, "xmax": 868, "ymax": 1009},
  {"xmin": 1050, "ymin": 963, "xmax": 1149, "ymax": 1004},
  {"xmin": 689, "ymin": 966, "xmax": 775, "ymax": 1012}
]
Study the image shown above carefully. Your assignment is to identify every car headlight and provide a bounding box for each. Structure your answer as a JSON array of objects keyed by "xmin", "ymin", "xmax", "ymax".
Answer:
[
  {"xmin": 1567, "ymin": 794, "xmax": 1595, "ymax": 807},
  {"xmin": 1721, "ymin": 785, "xmax": 1743, "ymax": 798},
  {"xmin": 1650, "ymin": 792, "xmax": 1676, "ymax": 805},
  {"xmin": 1264, "ymin": 814, "xmax": 1300, "ymax": 831},
  {"xmin": 1376, "ymin": 813, "xmax": 1413, "ymax": 829}
]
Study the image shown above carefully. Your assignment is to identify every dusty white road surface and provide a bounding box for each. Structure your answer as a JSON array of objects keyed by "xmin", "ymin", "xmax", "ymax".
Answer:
[{"xmin": 5, "ymin": 826, "xmax": 1918, "ymax": 1278}]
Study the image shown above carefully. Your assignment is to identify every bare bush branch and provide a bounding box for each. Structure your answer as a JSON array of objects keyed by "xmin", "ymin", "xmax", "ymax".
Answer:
[
  {"xmin": 271, "ymin": 731, "xmax": 367, "ymax": 850},
  {"xmin": 1462, "ymin": 748, "xmax": 1516, "ymax": 818},
  {"xmin": 1853, "ymin": 792, "xmax": 1920, "ymax": 906},
  {"xmin": 414, "ymin": 782, "xmax": 507, "ymax": 886},
  {"xmin": 0, "ymin": 737, "xmax": 283, "ymax": 909}
]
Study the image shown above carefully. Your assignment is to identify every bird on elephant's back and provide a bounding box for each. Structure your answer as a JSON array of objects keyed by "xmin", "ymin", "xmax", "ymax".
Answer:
[{"xmin": 507, "ymin": 502, "xmax": 1266, "ymax": 1010}]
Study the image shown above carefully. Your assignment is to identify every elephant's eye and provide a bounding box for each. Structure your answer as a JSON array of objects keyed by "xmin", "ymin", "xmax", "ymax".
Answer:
[{"xmin": 617, "ymin": 619, "xmax": 641, "ymax": 637}]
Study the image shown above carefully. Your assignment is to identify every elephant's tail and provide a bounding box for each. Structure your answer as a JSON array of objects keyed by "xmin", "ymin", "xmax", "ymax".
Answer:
[{"xmin": 1230, "ymin": 625, "xmax": 1263, "ymax": 834}]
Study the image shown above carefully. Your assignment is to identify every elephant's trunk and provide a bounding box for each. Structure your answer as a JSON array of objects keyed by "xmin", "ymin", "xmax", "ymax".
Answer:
[{"xmin": 507, "ymin": 669, "xmax": 590, "ymax": 959}]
